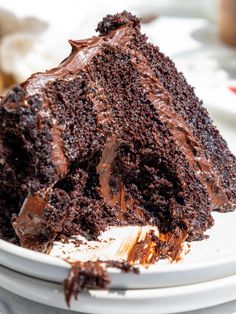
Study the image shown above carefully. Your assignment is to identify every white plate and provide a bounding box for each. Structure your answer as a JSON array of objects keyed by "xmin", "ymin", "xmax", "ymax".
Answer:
[
  {"xmin": 1, "ymin": 264, "xmax": 236, "ymax": 314},
  {"xmin": 1, "ymin": 209, "xmax": 236, "ymax": 289}
]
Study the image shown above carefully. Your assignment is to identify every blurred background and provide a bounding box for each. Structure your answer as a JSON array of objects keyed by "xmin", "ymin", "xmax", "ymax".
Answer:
[{"xmin": 0, "ymin": 0, "xmax": 235, "ymax": 150}]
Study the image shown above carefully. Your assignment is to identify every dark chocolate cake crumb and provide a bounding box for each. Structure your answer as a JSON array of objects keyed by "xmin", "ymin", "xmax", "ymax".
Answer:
[
  {"xmin": 64, "ymin": 260, "xmax": 139, "ymax": 306},
  {"xmin": 64, "ymin": 261, "xmax": 110, "ymax": 306}
]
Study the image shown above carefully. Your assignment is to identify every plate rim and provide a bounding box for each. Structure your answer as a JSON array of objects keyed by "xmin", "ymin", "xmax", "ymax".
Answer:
[
  {"xmin": 1, "ymin": 263, "xmax": 236, "ymax": 314},
  {"xmin": 1, "ymin": 237, "xmax": 236, "ymax": 274}
]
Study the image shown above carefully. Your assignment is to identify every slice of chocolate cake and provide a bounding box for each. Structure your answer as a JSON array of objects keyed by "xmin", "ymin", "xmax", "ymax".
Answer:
[{"xmin": 0, "ymin": 12, "xmax": 235, "ymax": 253}]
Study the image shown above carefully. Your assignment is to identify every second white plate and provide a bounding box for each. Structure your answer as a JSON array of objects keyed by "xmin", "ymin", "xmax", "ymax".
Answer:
[{"xmin": 1, "ymin": 264, "xmax": 236, "ymax": 314}]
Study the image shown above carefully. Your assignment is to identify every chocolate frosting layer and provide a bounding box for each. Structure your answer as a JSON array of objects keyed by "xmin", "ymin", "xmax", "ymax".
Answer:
[
  {"xmin": 12, "ymin": 190, "xmax": 51, "ymax": 251},
  {"xmin": 96, "ymin": 136, "xmax": 146, "ymax": 221}
]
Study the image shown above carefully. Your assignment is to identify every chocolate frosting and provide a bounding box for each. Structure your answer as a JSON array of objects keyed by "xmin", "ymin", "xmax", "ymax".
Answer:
[
  {"xmin": 12, "ymin": 190, "xmax": 51, "ymax": 250},
  {"xmin": 96, "ymin": 135, "xmax": 146, "ymax": 221},
  {"xmin": 51, "ymin": 122, "xmax": 68, "ymax": 176}
]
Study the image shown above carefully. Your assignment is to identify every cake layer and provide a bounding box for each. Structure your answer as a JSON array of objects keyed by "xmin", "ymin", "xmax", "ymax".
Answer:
[{"xmin": 0, "ymin": 12, "xmax": 235, "ymax": 252}]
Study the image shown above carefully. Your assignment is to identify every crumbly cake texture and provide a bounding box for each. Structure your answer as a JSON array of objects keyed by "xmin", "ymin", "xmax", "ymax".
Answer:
[
  {"xmin": 64, "ymin": 261, "xmax": 139, "ymax": 306},
  {"xmin": 0, "ymin": 12, "xmax": 235, "ymax": 253}
]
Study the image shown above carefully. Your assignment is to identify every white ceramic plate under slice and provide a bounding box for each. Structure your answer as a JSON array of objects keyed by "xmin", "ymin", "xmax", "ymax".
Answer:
[
  {"xmin": 1, "ymin": 264, "xmax": 236, "ymax": 314},
  {"xmin": 0, "ymin": 210, "xmax": 236, "ymax": 289}
]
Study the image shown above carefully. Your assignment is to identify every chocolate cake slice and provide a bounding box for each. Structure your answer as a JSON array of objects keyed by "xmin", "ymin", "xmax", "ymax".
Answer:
[{"xmin": 0, "ymin": 12, "xmax": 235, "ymax": 253}]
